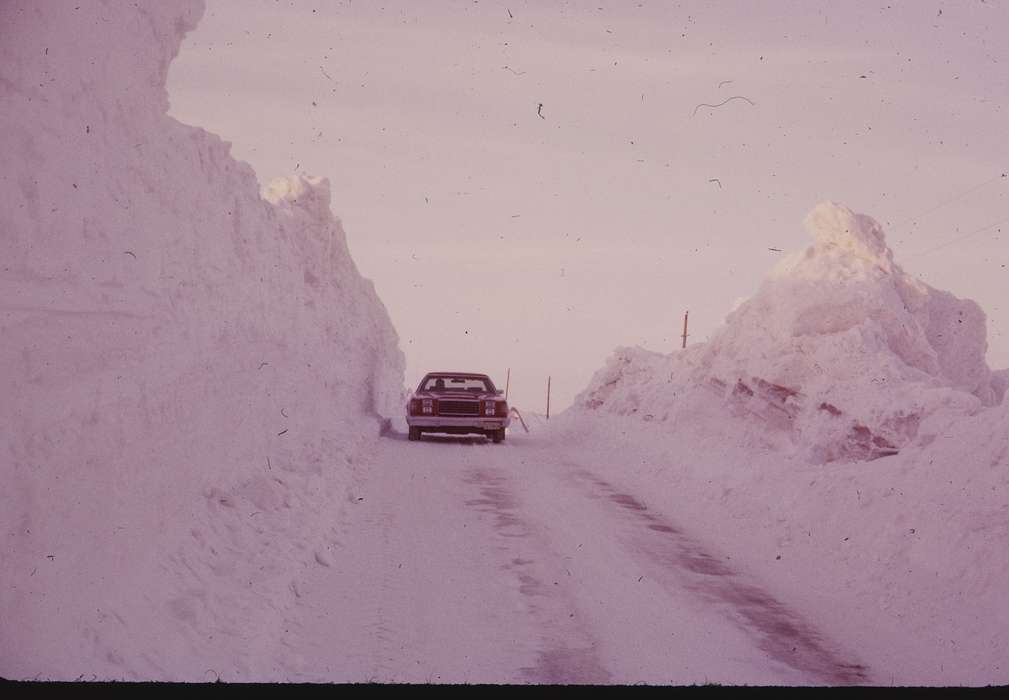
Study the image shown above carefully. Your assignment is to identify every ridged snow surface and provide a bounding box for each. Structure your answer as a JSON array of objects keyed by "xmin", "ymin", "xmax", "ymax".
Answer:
[{"xmin": 1, "ymin": 0, "xmax": 403, "ymax": 680}]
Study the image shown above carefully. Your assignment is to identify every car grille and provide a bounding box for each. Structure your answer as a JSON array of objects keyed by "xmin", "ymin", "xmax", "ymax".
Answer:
[{"xmin": 439, "ymin": 400, "xmax": 480, "ymax": 416}]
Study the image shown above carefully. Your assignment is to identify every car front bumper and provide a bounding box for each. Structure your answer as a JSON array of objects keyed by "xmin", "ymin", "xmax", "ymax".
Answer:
[{"xmin": 406, "ymin": 415, "xmax": 510, "ymax": 431}]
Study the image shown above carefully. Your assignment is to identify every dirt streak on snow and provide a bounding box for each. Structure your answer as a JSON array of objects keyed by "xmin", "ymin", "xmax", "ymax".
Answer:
[
  {"xmin": 460, "ymin": 464, "xmax": 610, "ymax": 684},
  {"xmin": 566, "ymin": 469, "xmax": 868, "ymax": 684}
]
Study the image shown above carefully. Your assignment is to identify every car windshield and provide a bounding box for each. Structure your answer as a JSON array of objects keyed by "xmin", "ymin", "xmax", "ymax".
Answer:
[{"xmin": 420, "ymin": 375, "xmax": 494, "ymax": 393}]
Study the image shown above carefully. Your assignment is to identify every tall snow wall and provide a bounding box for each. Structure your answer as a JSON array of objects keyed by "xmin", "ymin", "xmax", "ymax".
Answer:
[
  {"xmin": 1, "ymin": 0, "xmax": 404, "ymax": 680},
  {"xmin": 576, "ymin": 201, "xmax": 1003, "ymax": 463}
]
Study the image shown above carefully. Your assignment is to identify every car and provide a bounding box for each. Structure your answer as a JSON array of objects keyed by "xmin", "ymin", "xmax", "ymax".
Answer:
[{"xmin": 406, "ymin": 372, "xmax": 510, "ymax": 443}]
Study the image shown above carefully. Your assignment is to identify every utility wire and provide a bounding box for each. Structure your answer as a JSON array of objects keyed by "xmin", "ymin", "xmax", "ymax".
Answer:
[
  {"xmin": 898, "ymin": 172, "xmax": 1007, "ymax": 228},
  {"xmin": 895, "ymin": 171, "xmax": 1004, "ymax": 228},
  {"xmin": 892, "ymin": 171, "xmax": 1008, "ymax": 258},
  {"xmin": 906, "ymin": 214, "xmax": 1009, "ymax": 259}
]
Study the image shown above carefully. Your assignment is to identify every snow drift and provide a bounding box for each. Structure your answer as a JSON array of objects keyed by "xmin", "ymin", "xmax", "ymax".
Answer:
[
  {"xmin": 577, "ymin": 201, "xmax": 1004, "ymax": 462},
  {"xmin": 1, "ymin": 0, "xmax": 403, "ymax": 680},
  {"xmin": 562, "ymin": 202, "xmax": 1009, "ymax": 684}
]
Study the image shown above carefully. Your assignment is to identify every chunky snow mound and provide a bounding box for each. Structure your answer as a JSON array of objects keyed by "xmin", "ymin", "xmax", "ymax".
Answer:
[
  {"xmin": 577, "ymin": 202, "xmax": 1002, "ymax": 462},
  {"xmin": 1, "ymin": 0, "xmax": 403, "ymax": 680}
]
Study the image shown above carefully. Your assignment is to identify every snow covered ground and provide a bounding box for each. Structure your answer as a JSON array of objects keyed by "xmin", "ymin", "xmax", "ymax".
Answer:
[
  {"xmin": 261, "ymin": 431, "xmax": 868, "ymax": 685},
  {"xmin": 543, "ymin": 408, "xmax": 1009, "ymax": 685},
  {"xmin": 3, "ymin": 0, "xmax": 1007, "ymax": 687}
]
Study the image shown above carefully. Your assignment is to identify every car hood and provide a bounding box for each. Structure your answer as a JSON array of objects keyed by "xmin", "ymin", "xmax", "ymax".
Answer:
[{"xmin": 414, "ymin": 391, "xmax": 500, "ymax": 401}]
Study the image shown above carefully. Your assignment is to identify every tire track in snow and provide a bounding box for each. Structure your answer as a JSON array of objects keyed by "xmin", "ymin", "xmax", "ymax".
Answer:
[
  {"xmin": 568, "ymin": 468, "xmax": 871, "ymax": 685},
  {"xmin": 462, "ymin": 465, "xmax": 611, "ymax": 684},
  {"xmin": 283, "ymin": 436, "xmax": 600, "ymax": 683},
  {"xmin": 272, "ymin": 449, "xmax": 430, "ymax": 683}
]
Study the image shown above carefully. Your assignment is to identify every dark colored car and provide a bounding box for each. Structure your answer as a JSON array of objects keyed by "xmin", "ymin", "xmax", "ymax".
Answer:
[{"xmin": 406, "ymin": 372, "xmax": 510, "ymax": 443}]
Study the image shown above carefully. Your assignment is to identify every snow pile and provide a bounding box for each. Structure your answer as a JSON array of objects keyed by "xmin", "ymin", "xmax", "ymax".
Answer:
[
  {"xmin": 577, "ymin": 202, "xmax": 1002, "ymax": 462},
  {"xmin": 1, "ymin": 0, "xmax": 403, "ymax": 681},
  {"xmin": 563, "ymin": 201, "xmax": 1009, "ymax": 683}
]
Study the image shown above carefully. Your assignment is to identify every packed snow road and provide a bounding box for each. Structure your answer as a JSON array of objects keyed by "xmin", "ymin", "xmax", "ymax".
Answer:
[{"xmin": 277, "ymin": 431, "xmax": 869, "ymax": 685}]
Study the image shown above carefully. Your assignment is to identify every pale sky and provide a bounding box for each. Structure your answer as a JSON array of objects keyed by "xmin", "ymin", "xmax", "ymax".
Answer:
[{"xmin": 168, "ymin": 0, "xmax": 1009, "ymax": 413}]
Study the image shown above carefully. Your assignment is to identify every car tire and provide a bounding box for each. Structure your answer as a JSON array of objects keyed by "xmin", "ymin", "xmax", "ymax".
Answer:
[
  {"xmin": 491, "ymin": 428, "xmax": 505, "ymax": 444},
  {"xmin": 408, "ymin": 427, "xmax": 421, "ymax": 441}
]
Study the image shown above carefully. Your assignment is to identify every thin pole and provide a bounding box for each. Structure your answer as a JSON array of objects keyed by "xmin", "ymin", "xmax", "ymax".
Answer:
[
  {"xmin": 505, "ymin": 368, "xmax": 511, "ymax": 401},
  {"xmin": 681, "ymin": 310, "xmax": 689, "ymax": 349},
  {"xmin": 546, "ymin": 376, "xmax": 551, "ymax": 420}
]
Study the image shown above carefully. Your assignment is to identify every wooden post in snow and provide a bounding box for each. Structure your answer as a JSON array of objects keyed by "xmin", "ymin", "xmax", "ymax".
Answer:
[
  {"xmin": 546, "ymin": 376, "xmax": 552, "ymax": 420},
  {"xmin": 681, "ymin": 310, "xmax": 689, "ymax": 349}
]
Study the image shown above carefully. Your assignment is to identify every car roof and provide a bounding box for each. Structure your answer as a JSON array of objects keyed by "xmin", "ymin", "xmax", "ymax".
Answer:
[{"xmin": 423, "ymin": 372, "xmax": 491, "ymax": 378}]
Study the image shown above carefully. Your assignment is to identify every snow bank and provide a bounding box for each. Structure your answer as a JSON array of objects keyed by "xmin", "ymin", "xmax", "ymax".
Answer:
[
  {"xmin": 550, "ymin": 395, "xmax": 1009, "ymax": 684},
  {"xmin": 577, "ymin": 201, "xmax": 1002, "ymax": 462},
  {"xmin": 563, "ymin": 201, "xmax": 1009, "ymax": 684},
  {"xmin": 1, "ymin": 0, "xmax": 403, "ymax": 681}
]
